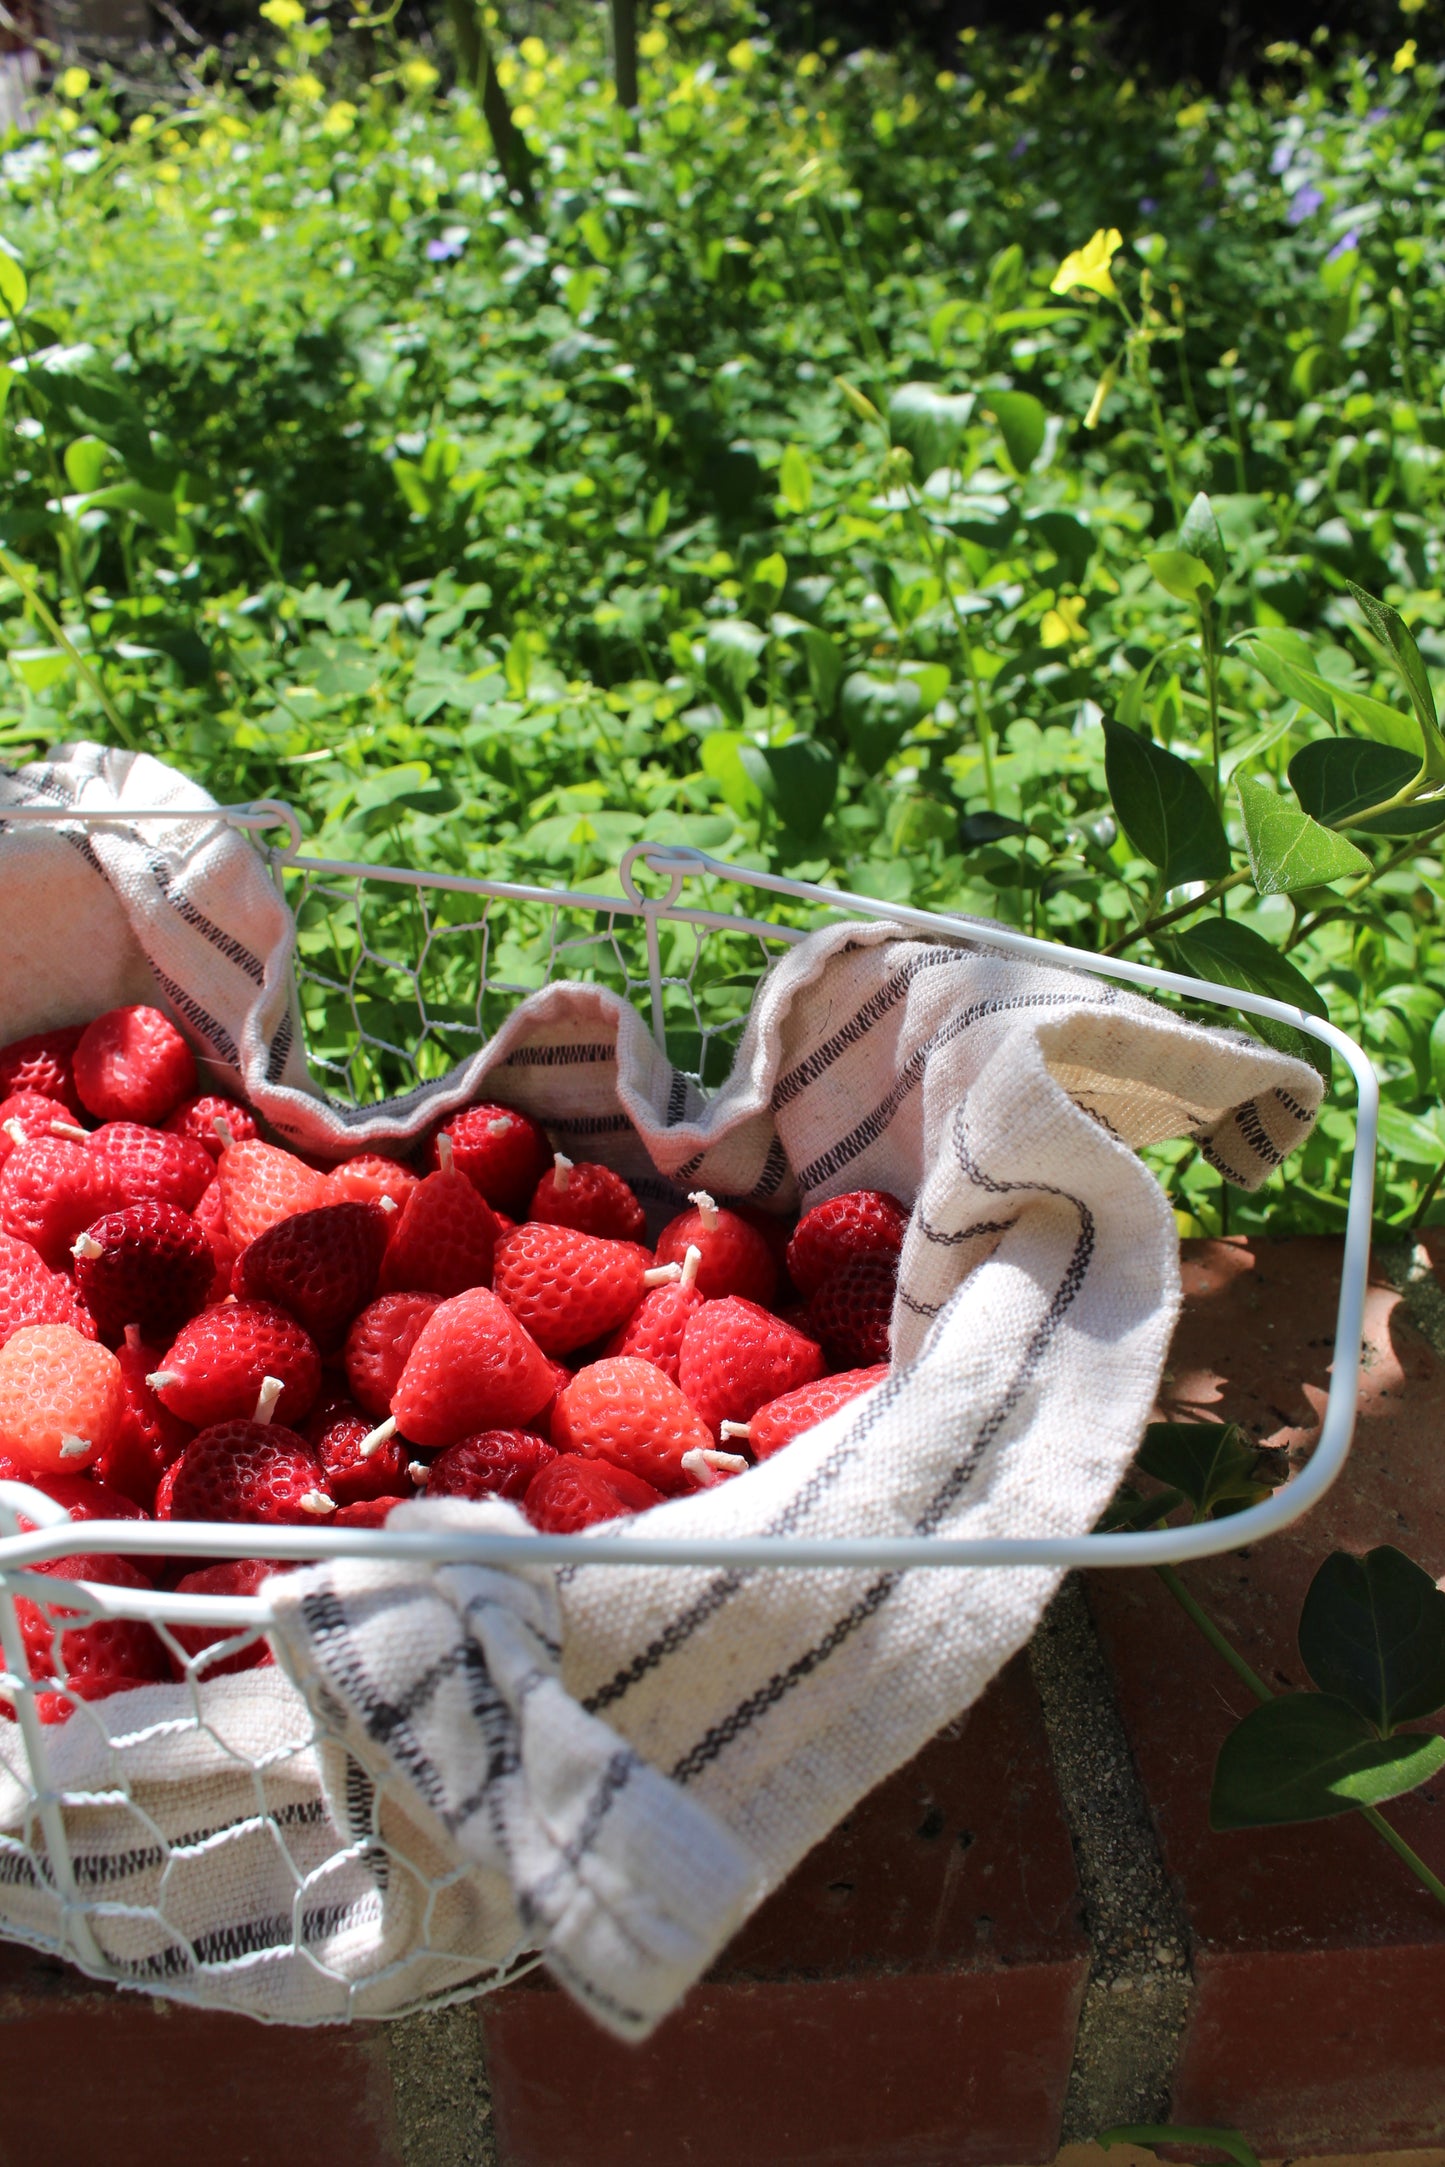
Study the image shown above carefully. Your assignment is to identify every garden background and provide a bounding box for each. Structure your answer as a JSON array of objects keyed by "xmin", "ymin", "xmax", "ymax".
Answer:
[{"xmin": 1, "ymin": 0, "xmax": 1444, "ymax": 1241}]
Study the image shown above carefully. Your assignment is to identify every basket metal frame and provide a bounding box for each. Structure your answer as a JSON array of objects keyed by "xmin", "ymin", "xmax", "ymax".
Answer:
[{"xmin": 0, "ymin": 802, "xmax": 1378, "ymax": 1617}]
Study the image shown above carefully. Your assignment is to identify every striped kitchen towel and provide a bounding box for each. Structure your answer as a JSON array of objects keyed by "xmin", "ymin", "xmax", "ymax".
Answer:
[{"xmin": 0, "ymin": 744, "xmax": 1323, "ymax": 2034}]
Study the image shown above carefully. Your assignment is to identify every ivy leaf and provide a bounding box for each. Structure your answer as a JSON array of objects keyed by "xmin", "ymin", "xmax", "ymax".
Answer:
[
  {"xmin": 1233, "ymin": 627, "xmax": 1336, "ymax": 725},
  {"xmin": 1165, "ymin": 917, "xmax": 1330, "ymax": 1078},
  {"xmin": 985, "ymin": 389, "xmax": 1047, "ymax": 474},
  {"xmin": 886, "ymin": 382, "xmax": 974, "ymax": 477},
  {"xmin": 1096, "ymin": 1482, "xmax": 1187, "ymax": 1533},
  {"xmin": 1298, "ymin": 1547, "xmax": 1445, "ymax": 1734},
  {"xmin": 1210, "ymin": 1694, "xmax": 1445, "ymax": 1829},
  {"xmin": 1135, "ymin": 1420, "xmax": 1278, "ymax": 1520},
  {"xmin": 1235, "ymin": 774, "xmax": 1370, "ymax": 893},
  {"xmin": 1179, "ymin": 490, "xmax": 1228, "ymax": 589},
  {"xmin": 840, "ymin": 671, "xmax": 922, "ymax": 775},
  {"xmin": 1349, "ymin": 582, "xmax": 1445, "ymax": 785},
  {"xmin": 1102, "ymin": 720, "xmax": 1231, "ymax": 884},
  {"xmin": 1288, "ymin": 738, "xmax": 1441, "ymax": 836}
]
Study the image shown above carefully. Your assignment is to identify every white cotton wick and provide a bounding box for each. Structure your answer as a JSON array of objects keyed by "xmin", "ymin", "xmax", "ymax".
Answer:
[
  {"xmin": 718, "ymin": 1420, "xmax": 752, "ymax": 1444},
  {"xmin": 71, "ymin": 1233, "xmax": 104, "ymax": 1262},
  {"xmin": 299, "ymin": 1490, "xmax": 335, "ymax": 1516},
  {"xmin": 409, "ymin": 1460, "xmax": 429, "ymax": 1487},
  {"xmin": 145, "ymin": 1371, "xmax": 180, "ymax": 1394},
  {"xmin": 378, "ymin": 1193, "xmax": 399, "ymax": 1215},
  {"xmin": 48, "ymin": 1121, "xmax": 89, "ymax": 1143},
  {"xmin": 643, "ymin": 1262, "xmax": 683, "ymax": 1288},
  {"xmin": 212, "ymin": 1114, "xmax": 236, "ymax": 1149},
  {"xmin": 680, "ymin": 1243, "xmax": 702, "ymax": 1292},
  {"xmin": 688, "ymin": 1190, "xmax": 719, "ymax": 1231},
  {"xmin": 436, "ymin": 1133, "xmax": 455, "ymax": 1176},
  {"xmin": 552, "ymin": 1151, "xmax": 573, "ymax": 1192},
  {"xmin": 358, "ymin": 1416, "xmax": 398, "ymax": 1460},
  {"xmin": 253, "ymin": 1375, "xmax": 285, "ymax": 1425},
  {"xmin": 2, "ymin": 1120, "xmax": 26, "ymax": 1149},
  {"xmin": 487, "ymin": 1117, "xmax": 512, "ymax": 1137},
  {"xmin": 124, "ymin": 1325, "xmax": 142, "ymax": 1353},
  {"xmin": 58, "ymin": 1434, "xmax": 91, "ymax": 1461},
  {"xmin": 681, "ymin": 1447, "xmax": 748, "ymax": 1488}
]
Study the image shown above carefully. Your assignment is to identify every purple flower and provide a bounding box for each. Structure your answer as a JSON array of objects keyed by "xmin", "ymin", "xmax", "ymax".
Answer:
[
  {"xmin": 1202, "ymin": 165, "xmax": 1218, "ymax": 188},
  {"xmin": 1009, "ymin": 134, "xmax": 1031, "ymax": 160},
  {"xmin": 426, "ymin": 230, "xmax": 467, "ymax": 262},
  {"xmin": 1287, "ymin": 183, "xmax": 1325, "ymax": 224},
  {"xmin": 1326, "ymin": 227, "xmax": 1361, "ymax": 262},
  {"xmin": 1367, "ymin": 105, "xmax": 1389, "ymax": 122},
  {"xmin": 1139, "ymin": 195, "xmax": 1158, "ymax": 214},
  {"xmin": 1270, "ymin": 140, "xmax": 1292, "ymax": 174}
]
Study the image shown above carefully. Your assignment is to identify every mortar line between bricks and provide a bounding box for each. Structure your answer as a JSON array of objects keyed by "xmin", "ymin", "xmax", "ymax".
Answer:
[
  {"xmin": 386, "ymin": 2002, "xmax": 498, "ymax": 2167},
  {"xmin": 1374, "ymin": 1239, "xmax": 1445, "ymax": 1364},
  {"xmin": 1028, "ymin": 1575, "xmax": 1193, "ymax": 2141}
]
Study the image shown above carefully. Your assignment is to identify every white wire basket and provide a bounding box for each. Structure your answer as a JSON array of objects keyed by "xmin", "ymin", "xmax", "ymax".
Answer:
[{"xmin": 0, "ymin": 802, "xmax": 1378, "ymax": 2012}]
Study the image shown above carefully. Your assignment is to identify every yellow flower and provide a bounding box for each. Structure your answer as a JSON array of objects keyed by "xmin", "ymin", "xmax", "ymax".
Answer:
[
  {"xmin": 494, "ymin": 54, "xmax": 518, "ymax": 87},
  {"xmin": 55, "ymin": 108, "xmax": 79, "ymax": 133},
  {"xmin": 398, "ymin": 56, "xmax": 439, "ymax": 91},
  {"xmin": 130, "ymin": 111, "xmax": 156, "ymax": 137},
  {"xmin": 155, "ymin": 159, "xmax": 182, "ymax": 181},
  {"xmin": 58, "ymin": 66, "xmax": 90, "ymax": 99},
  {"xmin": 936, "ymin": 68, "xmax": 957, "ymax": 88},
  {"xmin": 1400, "ymin": 0, "xmax": 1425, "ymax": 15},
  {"xmin": 796, "ymin": 50, "xmax": 821, "ymax": 75},
  {"xmin": 320, "ymin": 99, "xmax": 356, "ymax": 136},
  {"xmin": 259, "ymin": 0, "xmax": 305, "ymax": 27},
  {"xmin": 520, "ymin": 34, "xmax": 546, "ymax": 63},
  {"xmin": 522, "ymin": 67, "xmax": 545, "ymax": 96},
  {"xmin": 1394, "ymin": 36, "xmax": 1418, "ymax": 67},
  {"xmin": 289, "ymin": 70, "xmax": 325, "ymax": 101},
  {"xmin": 1050, "ymin": 226, "xmax": 1123, "ymax": 299},
  {"xmin": 727, "ymin": 37, "xmax": 757, "ymax": 70},
  {"xmin": 512, "ymin": 103, "xmax": 535, "ymax": 127},
  {"xmin": 1176, "ymin": 98, "xmax": 1210, "ymax": 127},
  {"xmin": 639, "ymin": 27, "xmax": 666, "ymax": 57},
  {"xmin": 1041, "ymin": 595, "xmax": 1088, "ymax": 647}
]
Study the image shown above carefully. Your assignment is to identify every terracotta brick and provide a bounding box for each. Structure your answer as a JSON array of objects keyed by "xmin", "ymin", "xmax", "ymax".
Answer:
[
  {"xmin": 0, "ymin": 1967, "xmax": 402, "ymax": 2167},
  {"xmin": 483, "ymin": 1655, "xmax": 1088, "ymax": 2167},
  {"xmin": 1089, "ymin": 1237, "xmax": 1445, "ymax": 2156}
]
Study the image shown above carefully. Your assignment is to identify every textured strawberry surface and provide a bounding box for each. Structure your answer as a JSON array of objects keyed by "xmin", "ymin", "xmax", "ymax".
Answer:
[
  {"xmin": 99, "ymin": 1334, "xmax": 193, "ymax": 1509},
  {"xmin": 551, "ymin": 1356, "xmax": 712, "ymax": 1494},
  {"xmin": 0, "ymin": 1090, "xmax": 77, "ymax": 1167},
  {"xmin": 331, "ymin": 1496, "xmax": 403, "ymax": 1527},
  {"xmin": 807, "ymin": 1253, "xmax": 898, "ymax": 1368},
  {"xmin": 308, "ymin": 1393, "xmax": 411, "ymax": 1505},
  {"xmin": 604, "ymin": 1276, "xmax": 705, "ymax": 1383},
  {"xmin": 0, "ymin": 1461, "xmax": 148, "ymax": 1525},
  {"xmin": 234, "ymin": 1201, "xmax": 390, "ymax": 1352},
  {"xmin": 13, "ymin": 1552, "xmax": 168, "ymax": 1722},
  {"xmin": 678, "ymin": 1297, "xmax": 826, "ymax": 1437},
  {"xmin": 655, "ymin": 1201, "xmax": 777, "ymax": 1306},
  {"xmin": 786, "ymin": 1190, "xmax": 908, "ymax": 1301},
  {"xmin": 492, "ymin": 1221, "xmax": 649, "ymax": 1356},
  {"xmin": 88, "ymin": 1122, "xmax": 214, "ymax": 1213},
  {"xmin": 163, "ymin": 1095, "xmax": 260, "ymax": 1160},
  {"xmin": 392, "ymin": 1287, "xmax": 556, "ymax": 1448},
  {"xmin": 217, "ymin": 1140, "xmax": 328, "ymax": 1249},
  {"xmin": 0, "ymin": 1325, "xmax": 125, "ymax": 1473},
  {"xmin": 0, "ymin": 1026, "xmax": 85, "ymax": 1116},
  {"xmin": 325, "ymin": 1154, "xmax": 419, "ymax": 1212},
  {"xmin": 193, "ymin": 1177, "xmax": 237, "ymax": 1298},
  {"xmin": 528, "ymin": 1159, "xmax": 647, "ymax": 1244},
  {"xmin": 162, "ymin": 1419, "xmax": 330, "ymax": 1524},
  {"xmin": 73, "ymin": 1005, "xmax": 196, "ymax": 1127},
  {"xmin": 523, "ymin": 1453, "xmax": 663, "ymax": 1533},
  {"xmin": 0, "ymin": 1230, "xmax": 96, "ymax": 1348},
  {"xmin": 425, "ymin": 1428, "xmax": 558, "ymax": 1503},
  {"xmin": 73, "ymin": 1201, "xmax": 214, "ymax": 1347},
  {"xmin": 377, "ymin": 1166, "xmax": 497, "ymax": 1299},
  {"xmin": 430, "ymin": 1103, "xmax": 551, "ymax": 1217},
  {"xmin": 154, "ymin": 1301, "xmax": 321, "ymax": 1429},
  {"xmin": 170, "ymin": 1559, "xmax": 279, "ymax": 1676},
  {"xmin": 0, "ymin": 1137, "xmax": 120, "ymax": 1267},
  {"xmin": 344, "ymin": 1290, "xmax": 444, "ymax": 1419},
  {"xmin": 749, "ymin": 1364, "xmax": 891, "ymax": 1460}
]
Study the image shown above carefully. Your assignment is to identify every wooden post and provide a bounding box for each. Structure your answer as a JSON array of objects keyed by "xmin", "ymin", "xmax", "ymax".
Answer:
[
  {"xmin": 612, "ymin": 0, "xmax": 637, "ymax": 110},
  {"xmin": 446, "ymin": 0, "xmax": 536, "ymax": 215}
]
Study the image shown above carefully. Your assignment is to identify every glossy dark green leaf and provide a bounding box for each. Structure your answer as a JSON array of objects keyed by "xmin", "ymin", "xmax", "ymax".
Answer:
[
  {"xmin": 887, "ymin": 381, "xmax": 974, "ymax": 478},
  {"xmin": 840, "ymin": 672, "xmax": 923, "ymax": 775},
  {"xmin": 1024, "ymin": 507, "xmax": 1094, "ymax": 583},
  {"xmin": 1233, "ymin": 626, "xmax": 1337, "ymax": 725},
  {"xmin": 1165, "ymin": 917, "xmax": 1330, "ymax": 1078},
  {"xmin": 1146, "ymin": 549, "xmax": 1215, "ymax": 604},
  {"xmin": 1102, "ymin": 721, "xmax": 1231, "ymax": 884},
  {"xmin": 1179, "ymin": 491, "xmax": 1228, "ymax": 588},
  {"xmin": 800, "ymin": 626, "xmax": 844, "ymax": 718},
  {"xmin": 1210, "ymin": 1692, "xmax": 1445, "ymax": 1829},
  {"xmin": 1096, "ymin": 1482, "xmax": 1187, "ymax": 1532},
  {"xmin": 986, "ymin": 389, "xmax": 1047, "ymax": 474},
  {"xmin": 1135, "ymin": 1421, "xmax": 1276, "ymax": 1519},
  {"xmin": 1349, "ymin": 582, "xmax": 1445, "ymax": 784},
  {"xmin": 959, "ymin": 809, "xmax": 1028, "ymax": 847},
  {"xmin": 703, "ymin": 618, "xmax": 767, "ymax": 723},
  {"xmin": 741, "ymin": 736, "xmax": 839, "ymax": 839},
  {"xmin": 1288, "ymin": 738, "xmax": 1441, "ymax": 836},
  {"xmin": 1299, "ymin": 1547, "xmax": 1445, "ymax": 1733},
  {"xmin": 1235, "ymin": 775, "xmax": 1370, "ymax": 894}
]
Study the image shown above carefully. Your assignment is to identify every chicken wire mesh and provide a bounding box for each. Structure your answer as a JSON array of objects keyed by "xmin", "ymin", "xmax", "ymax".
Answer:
[{"xmin": 0, "ymin": 815, "xmax": 1378, "ymax": 2014}]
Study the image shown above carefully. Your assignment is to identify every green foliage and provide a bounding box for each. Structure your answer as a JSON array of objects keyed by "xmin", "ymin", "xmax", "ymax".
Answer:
[{"xmin": 3, "ymin": 16, "xmax": 1445, "ymax": 1230}]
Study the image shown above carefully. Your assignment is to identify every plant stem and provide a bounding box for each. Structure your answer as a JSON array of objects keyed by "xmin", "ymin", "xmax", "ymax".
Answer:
[
  {"xmin": 901, "ymin": 483, "xmax": 998, "ymax": 811},
  {"xmin": 1409, "ymin": 1159, "xmax": 1445, "ymax": 1232},
  {"xmin": 0, "ymin": 545, "xmax": 137, "ymax": 749},
  {"xmin": 1102, "ymin": 866, "xmax": 1253, "ymax": 957},
  {"xmin": 1155, "ymin": 1562, "xmax": 1445, "ymax": 1914}
]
